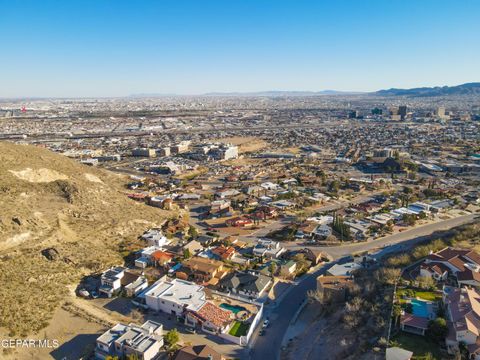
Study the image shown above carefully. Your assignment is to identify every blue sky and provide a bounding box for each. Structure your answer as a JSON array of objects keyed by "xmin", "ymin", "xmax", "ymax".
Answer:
[{"xmin": 0, "ymin": 0, "xmax": 479, "ymax": 97}]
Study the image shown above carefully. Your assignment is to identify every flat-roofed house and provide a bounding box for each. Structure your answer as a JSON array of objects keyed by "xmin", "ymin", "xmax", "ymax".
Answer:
[
  {"xmin": 99, "ymin": 266, "xmax": 126, "ymax": 297},
  {"xmin": 95, "ymin": 320, "xmax": 163, "ymax": 360},
  {"xmin": 145, "ymin": 278, "xmax": 206, "ymax": 316}
]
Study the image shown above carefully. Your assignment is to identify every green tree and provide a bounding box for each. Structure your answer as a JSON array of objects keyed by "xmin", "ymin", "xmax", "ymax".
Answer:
[
  {"xmin": 428, "ymin": 317, "xmax": 448, "ymax": 342},
  {"xmin": 188, "ymin": 226, "xmax": 198, "ymax": 239},
  {"xmin": 183, "ymin": 248, "xmax": 191, "ymax": 259},
  {"xmin": 392, "ymin": 303, "xmax": 402, "ymax": 326},
  {"xmin": 269, "ymin": 262, "xmax": 277, "ymax": 277},
  {"xmin": 165, "ymin": 328, "xmax": 180, "ymax": 348}
]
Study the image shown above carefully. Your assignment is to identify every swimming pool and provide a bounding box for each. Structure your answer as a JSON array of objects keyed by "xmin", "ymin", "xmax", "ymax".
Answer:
[
  {"xmin": 411, "ymin": 299, "xmax": 429, "ymax": 318},
  {"xmin": 220, "ymin": 303, "xmax": 247, "ymax": 314}
]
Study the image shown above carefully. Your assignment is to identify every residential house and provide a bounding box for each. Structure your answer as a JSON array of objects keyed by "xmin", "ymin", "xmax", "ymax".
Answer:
[
  {"xmin": 218, "ymin": 271, "xmax": 272, "ymax": 299},
  {"xmin": 185, "ymin": 302, "xmax": 233, "ymax": 334},
  {"xmin": 253, "ymin": 239, "xmax": 286, "ymax": 259},
  {"xmin": 211, "ymin": 245, "xmax": 236, "ymax": 261},
  {"xmin": 386, "ymin": 347, "xmax": 413, "ymax": 360},
  {"xmin": 151, "ymin": 250, "xmax": 175, "ymax": 268},
  {"xmin": 125, "ymin": 276, "xmax": 149, "ymax": 297},
  {"xmin": 135, "ymin": 246, "xmax": 162, "ymax": 268},
  {"xmin": 180, "ymin": 257, "xmax": 227, "ymax": 284},
  {"xmin": 251, "ymin": 206, "xmax": 278, "ymax": 220},
  {"xmin": 279, "ymin": 260, "xmax": 297, "ymax": 277},
  {"xmin": 225, "ymin": 216, "xmax": 254, "ymax": 228},
  {"xmin": 303, "ymin": 248, "xmax": 329, "ymax": 266},
  {"xmin": 99, "ymin": 266, "xmax": 126, "ymax": 297},
  {"xmin": 144, "ymin": 278, "xmax": 236, "ymax": 337},
  {"xmin": 182, "ymin": 240, "xmax": 204, "ymax": 255},
  {"xmin": 174, "ymin": 345, "xmax": 225, "ymax": 360},
  {"xmin": 327, "ymin": 262, "xmax": 362, "ymax": 277},
  {"xmin": 215, "ymin": 189, "xmax": 240, "ymax": 199},
  {"xmin": 400, "ymin": 313, "xmax": 429, "ymax": 336},
  {"xmin": 197, "ymin": 235, "xmax": 216, "ymax": 246},
  {"xmin": 419, "ymin": 262, "xmax": 449, "ymax": 281},
  {"xmin": 145, "ymin": 278, "xmax": 206, "ymax": 315},
  {"xmin": 141, "ymin": 229, "xmax": 171, "ymax": 248},
  {"xmin": 95, "ymin": 320, "xmax": 163, "ymax": 360},
  {"xmin": 444, "ymin": 286, "xmax": 480, "ymax": 357},
  {"xmin": 422, "ymin": 247, "xmax": 480, "ymax": 287}
]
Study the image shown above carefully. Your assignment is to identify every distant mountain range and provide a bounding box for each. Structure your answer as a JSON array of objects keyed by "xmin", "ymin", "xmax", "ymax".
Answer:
[
  {"xmin": 203, "ymin": 90, "xmax": 363, "ymax": 96},
  {"xmin": 374, "ymin": 82, "xmax": 480, "ymax": 97},
  {"xmin": 128, "ymin": 82, "xmax": 480, "ymax": 98}
]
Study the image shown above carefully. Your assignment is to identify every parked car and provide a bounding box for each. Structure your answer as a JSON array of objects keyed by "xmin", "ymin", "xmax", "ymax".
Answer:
[
  {"xmin": 262, "ymin": 319, "xmax": 270, "ymax": 328},
  {"xmin": 90, "ymin": 290, "xmax": 99, "ymax": 299},
  {"xmin": 78, "ymin": 289, "xmax": 90, "ymax": 298},
  {"xmin": 259, "ymin": 329, "xmax": 266, "ymax": 336}
]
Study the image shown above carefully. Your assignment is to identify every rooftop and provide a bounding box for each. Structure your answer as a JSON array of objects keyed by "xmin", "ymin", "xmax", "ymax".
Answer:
[{"xmin": 145, "ymin": 278, "xmax": 206, "ymax": 312}]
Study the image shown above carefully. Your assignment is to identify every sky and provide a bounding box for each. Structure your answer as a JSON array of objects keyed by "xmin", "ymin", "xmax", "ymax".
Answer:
[{"xmin": 0, "ymin": 0, "xmax": 479, "ymax": 97}]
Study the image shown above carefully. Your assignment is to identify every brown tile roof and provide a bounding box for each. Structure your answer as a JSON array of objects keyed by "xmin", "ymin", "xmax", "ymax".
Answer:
[
  {"xmin": 182, "ymin": 257, "xmax": 224, "ymax": 274},
  {"xmin": 211, "ymin": 245, "xmax": 236, "ymax": 260},
  {"xmin": 195, "ymin": 302, "xmax": 232, "ymax": 328}
]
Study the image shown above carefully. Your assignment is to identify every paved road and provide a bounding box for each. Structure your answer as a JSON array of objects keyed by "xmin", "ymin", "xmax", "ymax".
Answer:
[
  {"xmin": 250, "ymin": 213, "xmax": 478, "ymax": 360},
  {"xmin": 314, "ymin": 213, "xmax": 478, "ymax": 259},
  {"xmin": 250, "ymin": 265, "xmax": 327, "ymax": 360}
]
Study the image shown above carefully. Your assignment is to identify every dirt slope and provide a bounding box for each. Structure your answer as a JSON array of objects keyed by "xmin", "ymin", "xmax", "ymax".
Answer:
[{"xmin": 0, "ymin": 142, "xmax": 171, "ymax": 336}]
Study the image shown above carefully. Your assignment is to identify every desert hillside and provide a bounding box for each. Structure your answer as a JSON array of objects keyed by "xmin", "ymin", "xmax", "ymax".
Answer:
[{"xmin": 0, "ymin": 142, "xmax": 171, "ymax": 336}]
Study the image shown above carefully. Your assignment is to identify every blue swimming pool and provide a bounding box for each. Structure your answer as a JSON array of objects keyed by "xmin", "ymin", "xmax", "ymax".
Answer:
[
  {"xmin": 411, "ymin": 299, "xmax": 429, "ymax": 318},
  {"xmin": 220, "ymin": 303, "xmax": 247, "ymax": 314}
]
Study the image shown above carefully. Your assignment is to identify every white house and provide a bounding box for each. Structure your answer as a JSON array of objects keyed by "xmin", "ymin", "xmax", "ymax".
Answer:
[
  {"xmin": 95, "ymin": 320, "xmax": 163, "ymax": 360},
  {"xmin": 144, "ymin": 278, "xmax": 206, "ymax": 316},
  {"xmin": 253, "ymin": 239, "xmax": 286, "ymax": 259},
  {"xmin": 125, "ymin": 276, "xmax": 149, "ymax": 297},
  {"xmin": 141, "ymin": 229, "xmax": 170, "ymax": 248},
  {"xmin": 99, "ymin": 266, "xmax": 126, "ymax": 297}
]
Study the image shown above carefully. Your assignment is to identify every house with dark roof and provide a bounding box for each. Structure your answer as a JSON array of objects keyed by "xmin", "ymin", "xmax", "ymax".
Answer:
[
  {"xmin": 174, "ymin": 344, "xmax": 225, "ymax": 360},
  {"xmin": 218, "ymin": 271, "xmax": 272, "ymax": 299}
]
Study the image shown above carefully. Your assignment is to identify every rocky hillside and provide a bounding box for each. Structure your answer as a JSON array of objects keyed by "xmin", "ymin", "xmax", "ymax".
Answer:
[{"xmin": 0, "ymin": 142, "xmax": 171, "ymax": 336}]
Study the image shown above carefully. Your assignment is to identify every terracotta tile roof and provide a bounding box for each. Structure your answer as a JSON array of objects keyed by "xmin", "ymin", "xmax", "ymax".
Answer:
[
  {"xmin": 211, "ymin": 245, "xmax": 236, "ymax": 260},
  {"xmin": 151, "ymin": 250, "xmax": 174, "ymax": 262},
  {"xmin": 195, "ymin": 302, "xmax": 232, "ymax": 328}
]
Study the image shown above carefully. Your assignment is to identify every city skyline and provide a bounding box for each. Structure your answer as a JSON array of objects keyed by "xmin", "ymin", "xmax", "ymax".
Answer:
[{"xmin": 1, "ymin": 0, "xmax": 479, "ymax": 97}]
